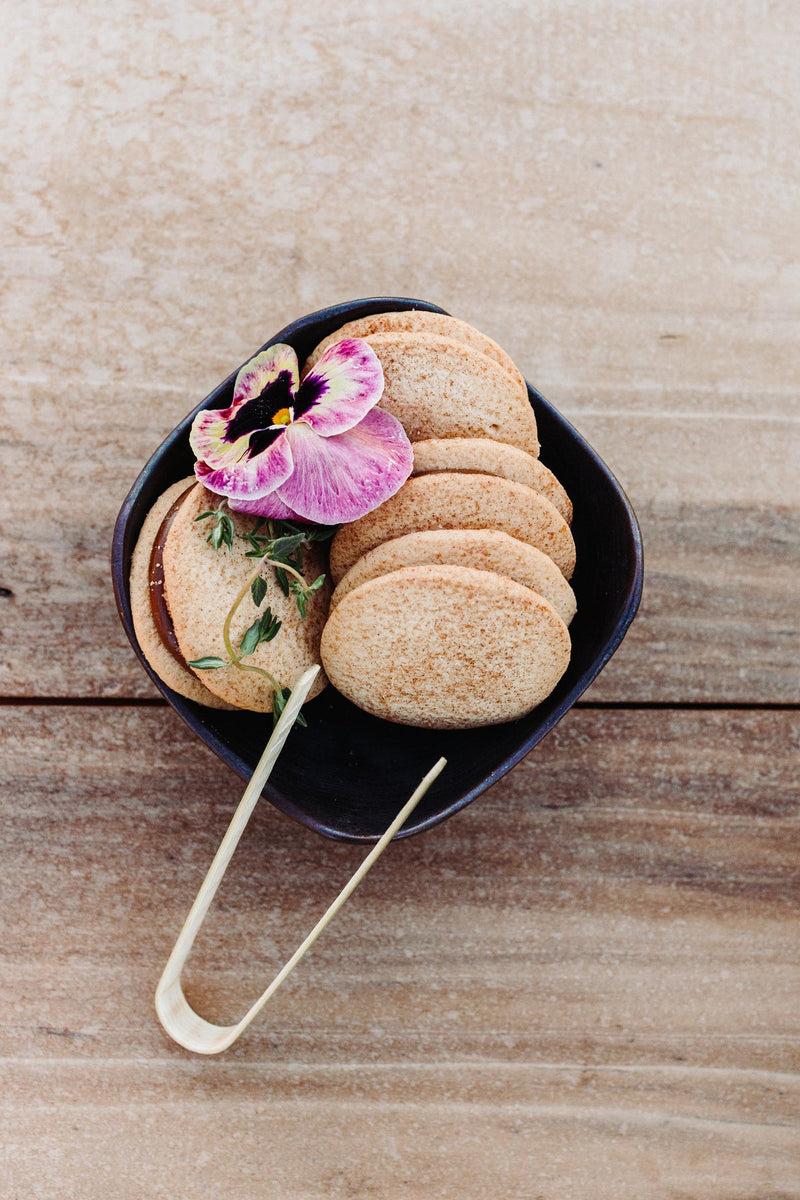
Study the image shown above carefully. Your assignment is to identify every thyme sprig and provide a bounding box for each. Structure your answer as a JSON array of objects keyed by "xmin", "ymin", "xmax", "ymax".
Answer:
[
  {"xmin": 292, "ymin": 572, "xmax": 326, "ymax": 618},
  {"xmin": 189, "ymin": 515, "xmax": 333, "ymax": 726},
  {"xmin": 194, "ymin": 500, "xmax": 234, "ymax": 550},
  {"xmin": 240, "ymin": 519, "xmax": 336, "ymax": 618}
]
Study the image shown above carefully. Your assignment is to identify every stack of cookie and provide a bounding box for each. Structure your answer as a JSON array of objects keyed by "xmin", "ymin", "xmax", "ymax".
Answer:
[{"xmin": 313, "ymin": 311, "xmax": 576, "ymax": 730}]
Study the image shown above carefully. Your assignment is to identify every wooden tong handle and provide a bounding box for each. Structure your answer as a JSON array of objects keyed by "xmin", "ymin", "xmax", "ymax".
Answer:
[{"xmin": 155, "ymin": 665, "xmax": 446, "ymax": 1054}]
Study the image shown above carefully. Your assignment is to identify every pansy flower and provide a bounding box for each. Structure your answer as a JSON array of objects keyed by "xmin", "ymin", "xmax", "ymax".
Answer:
[{"xmin": 190, "ymin": 339, "xmax": 412, "ymax": 524}]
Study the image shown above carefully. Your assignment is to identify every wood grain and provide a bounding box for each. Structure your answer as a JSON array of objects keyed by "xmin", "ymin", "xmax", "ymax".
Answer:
[
  {"xmin": 2, "ymin": 705, "xmax": 798, "ymax": 1197},
  {"xmin": 2, "ymin": 1, "xmax": 799, "ymax": 1195},
  {"xmin": 1, "ymin": 0, "xmax": 799, "ymax": 702}
]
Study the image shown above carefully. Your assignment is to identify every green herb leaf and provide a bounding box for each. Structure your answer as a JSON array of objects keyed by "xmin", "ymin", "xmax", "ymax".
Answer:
[
  {"xmin": 274, "ymin": 520, "xmax": 338, "ymax": 543},
  {"xmin": 274, "ymin": 566, "xmax": 290, "ymax": 595},
  {"xmin": 258, "ymin": 609, "xmax": 282, "ymax": 642},
  {"xmin": 238, "ymin": 619, "xmax": 261, "ymax": 657},
  {"xmin": 271, "ymin": 687, "xmax": 287, "ymax": 725},
  {"xmin": 220, "ymin": 514, "xmax": 234, "ymax": 550},
  {"xmin": 187, "ymin": 656, "xmax": 227, "ymax": 670},
  {"xmin": 237, "ymin": 608, "xmax": 282, "ymax": 661},
  {"xmin": 197, "ymin": 504, "xmax": 234, "ymax": 551},
  {"xmin": 303, "ymin": 524, "xmax": 338, "ymax": 542},
  {"xmin": 241, "ymin": 530, "xmax": 267, "ymax": 553},
  {"xmin": 290, "ymin": 571, "xmax": 326, "ymax": 619},
  {"xmin": 272, "ymin": 686, "xmax": 308, "ymax": 729},
  {"xmin": 250, "ymin": 575, "xmax": 267, "ymax": 607},
  {"xmin": 269, "ymin": 533, "xmax": 306, "ymax": 559}
]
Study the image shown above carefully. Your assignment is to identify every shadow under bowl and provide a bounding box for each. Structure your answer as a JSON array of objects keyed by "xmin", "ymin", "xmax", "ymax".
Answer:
[{"xmin": 112, "ymin": 296, "xmax": 643, "ymax": 842}]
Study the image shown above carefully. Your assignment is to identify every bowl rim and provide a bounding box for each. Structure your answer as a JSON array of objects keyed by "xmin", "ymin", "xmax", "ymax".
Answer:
[{"xmin": 112, "ymin": 296, "xmax": 644, "ymax": 841}]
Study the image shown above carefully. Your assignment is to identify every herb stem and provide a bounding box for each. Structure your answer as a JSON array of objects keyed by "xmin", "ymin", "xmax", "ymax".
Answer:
[
  {"xmin": 221, "ymin": 558, "xmax": 282, "ymax": 690},
  {"xmin": 262, "ymin": 555, "xmax": 307, "ymax": 587}
]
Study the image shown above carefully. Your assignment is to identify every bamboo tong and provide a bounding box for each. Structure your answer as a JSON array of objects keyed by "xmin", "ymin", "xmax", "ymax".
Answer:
[{"xmin": 155, "ymin": 665, "xmax": 446, "ymax": 1054}]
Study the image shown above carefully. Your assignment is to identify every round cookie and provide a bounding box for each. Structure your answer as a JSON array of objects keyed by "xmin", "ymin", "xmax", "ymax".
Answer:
[
  {"xmin": 320, "ymin": 564, "xmax": 571, "ymax": 729},
  {"xmin": 129, "ymin": 478, "xmax": 232, "ymax": 708},
  {"xmin": 305, "ymin": 309, "xmax": 525, "ymax": 391},
  {"xmin": 311, "ymin": 331, "xmax": 539, "ymax": 457},
  {"xmin": 162, "ymin": 485, "xmax": 330, "ymax": 712},
  {"xmin": 331, "ymin": 529, "xmax": 577, "ymax": 625},
  {"xmin": 412, "ymin": 437, "xmax": 572, "ymax": 524},
  {"xmin": 329, "ymin": 473, "xmax": 576, "ymax": 583}
]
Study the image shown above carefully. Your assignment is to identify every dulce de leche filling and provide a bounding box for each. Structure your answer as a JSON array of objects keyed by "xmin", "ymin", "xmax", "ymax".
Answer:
[{"xmin": 148, "ymin": 485, "xmax": 195, "ymax": 665}]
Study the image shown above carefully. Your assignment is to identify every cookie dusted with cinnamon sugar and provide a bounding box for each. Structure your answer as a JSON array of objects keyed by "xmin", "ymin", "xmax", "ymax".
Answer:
[
  {"xmin": 321, "ymin": 564, "xmax": 571, "ymax": 729},
  {"xmin": 307, "ymin": 331, "xmax": 539, "ymax": 457},
  {"xmin": 329, "ymin": 472, "xmax": 576, "ymax": 582},
  {"xmin": 411, "ymin": 437, "xmax": 572, "ymax": 524},
  {"xmin": 331, "ymin": 528, "xmax": 576, "ymax": 625},
  {"xmin": 305, "ymin": 309, "xmax": 525, "ymax": 391}
]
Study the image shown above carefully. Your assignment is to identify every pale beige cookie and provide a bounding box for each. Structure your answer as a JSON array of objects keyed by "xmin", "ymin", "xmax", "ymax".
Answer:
[
  {"xmin": 130, "ymin": 478, "xmax": 233, "ymax": 707},
  {"xmin": 331, "ymin": 528, "xmax": 576, "ymax": 625},
  {"xmin": 320, "ymin": 564, "xmax": 571, "ymax": 729},
  {"xmin": 329, "ymin": 473, "xmax": 576, "ymax": 583},
  {"xmin": 162, "ymin": 485, "xmax": 330, "ymax": 712},
  {"xmin": 305, "ymin": 309, "xmax": 525, "ymax": 391},
  {"xmin": 311, "ymin": 331, "xmax": 539, "ymax": 457},
  {"xmin": 371, "ymin": 332, "xmax": 538, "ymax": 454},
  {"xmin": 412, "ymin": 437, "xmax": 572, "ymax": 524}
]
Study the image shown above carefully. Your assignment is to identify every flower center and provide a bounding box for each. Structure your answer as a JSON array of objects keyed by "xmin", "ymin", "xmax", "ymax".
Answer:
[
  {"xmin": 224, "ymin": 369, "xmax": 296, "ymax": 456},
  {"xmin": 222, "ymin": 367, "xmax": 332, "ymax": 459},
  {"xmin": 269, "ymin": 406, "xmax": 293, "ymax": 428}
]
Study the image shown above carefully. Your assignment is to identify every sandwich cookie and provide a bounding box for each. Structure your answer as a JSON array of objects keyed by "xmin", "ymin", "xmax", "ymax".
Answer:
[
  {"xmin": 412, "ymin": 437, "xmax": 572, "ymax": 524},
  {"xmin": 305, "ymin": 309, "xmax": 525, "ymax": 391},
  {"xmin": 162, "ymin": 484, "xmax": 330, "ymax": 712},
  {"xmin": 130, "ymin": 478, "xmax": 233, "ymax": 707},
  {"xmin": 329, "ymin": 472, "xmax": 576, "ymax": 583},
  {"xmin": 321, "ymin": 565, "xmax": 571, "ymax": 729},
  {"xmin": 331, "ymin": 529, "xmax": 577, "ymax": 625}
]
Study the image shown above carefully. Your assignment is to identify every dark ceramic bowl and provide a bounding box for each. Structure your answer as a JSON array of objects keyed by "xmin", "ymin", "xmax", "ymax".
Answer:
[{"xmin": 112, "ymin": 296, "xmax": 643, "ymax": 842}]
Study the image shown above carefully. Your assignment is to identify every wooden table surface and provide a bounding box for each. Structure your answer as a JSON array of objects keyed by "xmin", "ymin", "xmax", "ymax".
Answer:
[{"xmin": 2, "ymin": 2, "xmax": 798, "ymax": 1196}]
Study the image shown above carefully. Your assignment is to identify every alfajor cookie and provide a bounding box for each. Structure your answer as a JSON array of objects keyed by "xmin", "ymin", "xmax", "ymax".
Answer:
[
  {"xmin": 320, "ymin": 564, "xmax": 571, "ymax": 729},
  {"xmin": 305, "ymin": 309, "xmax": 525, "ymax": 391},
  {"xmin": 331, "ymin": 529, "xmax": 576, "ymax": 625},
  {"xmin": 161, "ymin": 484, "xmax": 330, "ymax": 712},
  {"xmin": 329, "ymin": 473, "xmax": 576, "ymax": 583},
  {"xmin": 412, "ymin": 437, "xmax": 572, "ymax": 524},
  {"xmin": 130, "ymin": 478, "xmax": 233, "ymax": 707}
]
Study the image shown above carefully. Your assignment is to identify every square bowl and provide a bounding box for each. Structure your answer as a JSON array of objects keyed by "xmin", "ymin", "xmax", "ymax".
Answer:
[{"xmin": 112, "ymin": 296, "xmax": 643, "ymax": 841}]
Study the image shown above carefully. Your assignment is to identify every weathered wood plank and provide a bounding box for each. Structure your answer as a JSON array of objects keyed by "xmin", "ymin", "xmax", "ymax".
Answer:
[
  {"xmin": 2, "ymin": 1072, "xmax": 798, "ymax": 1200},
  {"xmin": 3, "ymin": 1, "xmax": 799, "ymax": 1195},
  {"xmin": 1, "ymin": 706, "xmax": 798, "ymax": 1196},
  {"xmin": 1, "ymin": 0, "xmax": 799, "ymax": 703}
]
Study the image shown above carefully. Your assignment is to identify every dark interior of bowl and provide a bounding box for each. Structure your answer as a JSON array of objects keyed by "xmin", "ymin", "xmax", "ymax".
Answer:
[{"xmin": 112, "ymin": 296, "xmax": 643, "ymax": 841}]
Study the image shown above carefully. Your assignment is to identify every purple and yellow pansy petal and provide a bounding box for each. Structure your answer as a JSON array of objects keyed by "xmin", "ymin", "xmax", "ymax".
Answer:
[
  {"xmin": 233, "ymin": 343, "xmax": 299, "ymax": 406},
  {"xmin": 190, "ymin": 406, "xmax": 253, "ymax": 469},
  {"xmin": 194, "ymin": 430, "xmax": 294, "ymax": 500},
  {"xmin": 276, "ymin": 408, "xmax": 412, "ymax": 524},
  {"xmin": 227, "ymin": 491, "xmax": 302, "ymax": 521},
  {"xmin": 190, "ymin": 345, "xmax": 301, "ymax": 469},
  {"xmin": 295, "ymin": 338, "xmax": 384, "ymax": 437}
]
